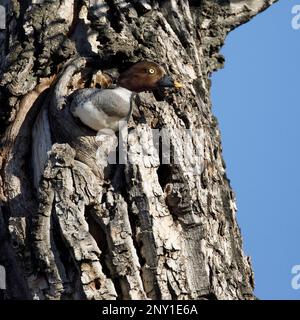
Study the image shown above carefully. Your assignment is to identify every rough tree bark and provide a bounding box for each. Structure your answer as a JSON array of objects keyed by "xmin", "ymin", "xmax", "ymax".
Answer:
[{"xmin": 0, "ymin": 0, "xmax": 277, "ymax": 300}]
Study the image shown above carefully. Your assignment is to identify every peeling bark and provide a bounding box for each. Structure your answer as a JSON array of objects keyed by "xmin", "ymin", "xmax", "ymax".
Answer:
[{"xmin": 0, "ymin": 0, "xmax": 276, "ymax": 300}]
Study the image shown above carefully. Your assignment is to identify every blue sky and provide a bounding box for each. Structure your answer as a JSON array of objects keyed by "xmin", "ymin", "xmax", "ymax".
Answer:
[{"xmin": 211, "ymin": 0, "xmax": 300, "ymax": 300}]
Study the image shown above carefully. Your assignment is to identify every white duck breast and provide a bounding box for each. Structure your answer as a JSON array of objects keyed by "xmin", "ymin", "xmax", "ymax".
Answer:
[{"xmin": 70, "ymin": 87, "xmax": 133, "ymax": 132}]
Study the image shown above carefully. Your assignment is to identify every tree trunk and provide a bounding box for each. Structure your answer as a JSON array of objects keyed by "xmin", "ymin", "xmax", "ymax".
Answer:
[{"xmin": 0, "ymin": 0, "xmax": 277, "ymax": 300}]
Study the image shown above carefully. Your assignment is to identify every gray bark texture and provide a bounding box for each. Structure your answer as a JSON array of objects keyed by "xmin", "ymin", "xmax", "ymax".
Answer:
[{"xmin": 0, "ymin": 0, "xmax": 277, "ymax": 300}]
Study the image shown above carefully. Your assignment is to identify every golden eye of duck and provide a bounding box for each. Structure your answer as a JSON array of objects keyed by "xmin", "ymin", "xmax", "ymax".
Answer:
[{"xmin": 148, "ymin": 68, "xmax": 155, "ymax": 74}]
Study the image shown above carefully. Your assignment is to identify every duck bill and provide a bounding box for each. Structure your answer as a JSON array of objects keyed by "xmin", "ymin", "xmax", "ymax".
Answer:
[
  {"xmin": 158, "ymin": 75, "xmax": 183, "ymax": 89},
  {"xmin": 174, "ymin": 81, "xmax": 183, "ymax": 89}
]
